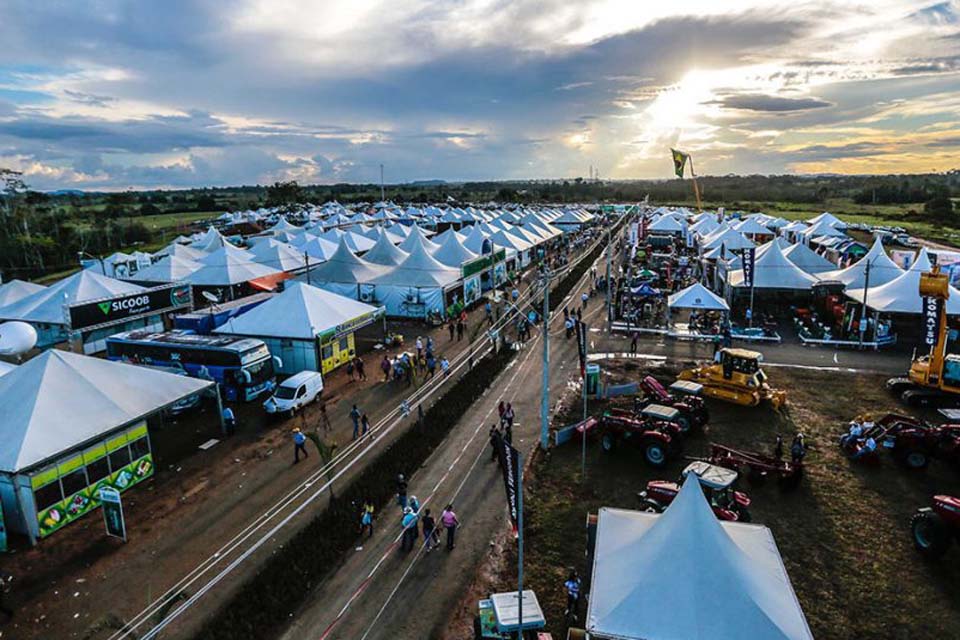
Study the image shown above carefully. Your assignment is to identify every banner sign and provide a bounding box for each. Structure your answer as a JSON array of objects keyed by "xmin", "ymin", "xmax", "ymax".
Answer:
[
  {"xmin": 464, "ymin": 274, "xmax": 481, "ymax": 304},
  {"xmin": 99, "ymin": 487, "xmax": 126, "ymax": 541},
  {"xmin": 67, "ymin": 283, "xmax": 193, "ymax": 332},
  {"xmin": 462, "ymin": 249, "xmax": 508, "ymax": 278},
  {"xmin": 576, "ymin": 321, "xmax": 588, "ymax": 375},
  {"xmin": 495, "ymin": 434, "xmax": 521, "ymax": 533},
  {"xmin": 741, "ymin": 248, "xmax": 756, "ymax": 288},
  {"xmin": 923, "ymin": 296, "xmax": 943, "ymax": 347}
]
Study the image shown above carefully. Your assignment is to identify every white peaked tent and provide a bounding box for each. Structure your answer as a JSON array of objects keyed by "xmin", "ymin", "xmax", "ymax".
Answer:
[
  {"xmin": 300, "ymin": 237, "xmax": 386, "ymax": 297},
  {"xmin": 154, "ymin": 241, "xmax": 206, "ymax": 262},
  {"xmin": 766, "ymin": 217, "xmax": 790, "ymax": 229},
  {"xmin": 734, "ymin": 217, "xmax": 774, "ymax": 237},
  {"xmin": 432, "ymin": 227, "xmax": 466, "ymax": 244},
  {"xmin": 807, "ymin": 211, "xmax": 846, "ymax": 229},
  {"xmin": 399, "ymin": 225, "xmax": 441, "ymax": 253},
  {"xmin": 690, "ymin": 217, "xmax": 720, "ymax": 236},
  {"xmin": 370, "ymin": 235, "xmax": 461, "ymax": 318},
  {"xmin": 0, "ymin": 280, "xmax": 45, "ymax": 307},
  {"xmin": 268, "ymin": 217, "xmax": 300, "ymax": 235},
  {"xmin": 728, "ymin": 242, "xmax": 818, "ymax": 290},
  {"xmin": 782, "ymin": 242, "xmax": 836, "ymax": 275},
  {"xmin": 487, "ymin": 228, "xmax": 533, "ymax": 255},
  {"xmin": 668, "ymin": 282, "xmax": 730, "ymax": 311},
  {"xmin": 463, "ymin": 224, "xmax": 491, "ymax": 254},
  {"xmin": 818, "ymin": 237, "xmax": 902, "ymax": 289},
  {"xmin": 193, "ymin": 226, "xmax": 233, "ymax": 252},
  {"xmin": 132, "ymin": 255, "xmax": 202, "ymax": 283},
  {"xmin": 0, "ymin": 270, "xmax": 145, "ymax": 325},
  {"xmin": 846, "ymin": 248, "xmax": 960, "ymax": 314},
  {"xmin": 587, "ymin": 476, "xmax": 813, "ymax": 640},
  {"xmin": 300, "ymin": 235, "xmax": 339, "ymax": 261},
  {"xmin": 0, "ymin": 350, "xmax": 213, "ymax": 474},
  {"xmin": 801, "ymin": 220, "xmax": 846, "ymax": 241},
  {"xmin": 431, "ymin": 230, "xmax": 479, "ymax": 268},
  {"xmin": 648, "ymin": 215, "xmax": 685, "ymax": 234},
  {"xmin": 198, "ymin": 243, "xmax": 255, "ymax": 265},
  {"xmin": 250, "ymin": 239, "xmax": 317, "ymax": 272},
  {"xmin": 701, "ymin": 228, "xmax": 755, "ymax": 252},
  {"xmin": 363, "ymin": 229, "xmax": 410, "ymax": 266},
  {"xmin": 184, "ymin": 250, "xmax": 282, "ymax": 287}
]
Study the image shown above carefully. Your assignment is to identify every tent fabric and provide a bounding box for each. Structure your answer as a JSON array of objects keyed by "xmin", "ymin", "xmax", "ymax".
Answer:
[
  {"xmin": 462, "ymin": 224, "xmax": 491, "ymax": 254},
  {"xmin": 183, "ymin": 251, "xmax": 282, "ymax": 286},
  {"xmin": 300, "ymin": 236, "xmax": 340, "ymax": 261},
  {"xmin": 0, "ymin": 280, "xmax": 46, "ymax": 307},
  {"xmin": 0, "ymin": 361, "xmax": 17, "ymax": 378},
  {"xmin": 817, "ymin": 236, "xmax": 903, "ymax": 289},
  {"xmin": 299, "ymin": 237, "xmax": 386, "ymax": 285},
  {"xmin": 846, "ymin": 248, "xmax": 960, "ymax": 314},
  {"xmin": 733, "ymin": 217, "xmax": 774, "ymax": 236},
  {"xmin": 668, "ymin": 282, "xmax": 730, "ymax": 311},
  {"xmin": 782, "ymin": 242, "xmax": 836, "ymax": 275},
  {"xmin": 728, "ymin": 242, "xmax": 818, "ymax": 290},
  {"xmin": 586, "ymin": 476, "xmax": 813, "ymax": 640},
  {"xmin": 431, "ymin": 231, "xmax": 478, "ymax": 268},
  {"xmin": 197, "ymin": 244, "xmax": 255, "ymax": 265},
  {"xmin": 399, "ymin": 225, "xmax": 441, "ymax": 253},
  {"xmin": 0, "ymin": 350, "xmax": 213, "ymax": 473},
  {"xmin": 363, "ymin": 229, "xmax": 411, "ymax": 266},
  {"xmin": 806, "ymin": 212, "xmax": 846, "ymax": 229},
  {"xmin": 701, "ymin": 228, "xmax": 755, "ymax": 252},
  {"xmin": 648, "ymin": 215, "xmax": 685, "ymax": 234},
  {"xmin": 371, "ymin": 234, "xmax": 461, "ymax": 288},
  {"xmin": 154, "ymin": 242, "xmax": 207, "ymax": 262},
  {"xmin": 132, "ymin": 255, "xmax": 202, "ymax": 283},
  {"xmin": 801, "ymin": 220, "xmax": 846, "ymax": 240},
  {"xmin": 215, "ymin": 281, "xmax": 382, "ymax": 340},
  {"xmin": 249, "ymin": 239, "xmax": 317, "ymax": 272},
  {"xmin": 486, "ymin": 228, "xmax": 533, "ymax": 253},
  {"xmin": 0, "ymin": 270, "xmax": 146, "ymax": 325}
]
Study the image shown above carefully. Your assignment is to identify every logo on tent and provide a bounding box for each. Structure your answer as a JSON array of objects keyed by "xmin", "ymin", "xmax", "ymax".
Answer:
[{"xmin": 98, "ymin": 302, "xmax": 112, "ymax": 315}]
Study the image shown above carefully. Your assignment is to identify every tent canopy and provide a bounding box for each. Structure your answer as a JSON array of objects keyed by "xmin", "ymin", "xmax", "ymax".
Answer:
[
  {"xmin": 215, "ymin": 281, "xmax": 382, "ymax": 340},
  {"xmin": 0, "ymin": 350, "xmax": 213, "ymax": 473},
  {"xmin": 846, "ymin": 248, "xmax": 960, "ymax": 314},
  {"xmin": 132, "ymin": 255, "xmax": 202, "ymax": 283},
  {"xmin": 782, "ymin": 242, "xmax": 836, "ymax": 275},
  {"xmin": 0, "ymin": 279, "xmax": 46, "ymax": 307},
  {"xmin": 817, "ymin": 236, "xmax": 902, "ymax": 289},
  {"xmin": 668, "ymin": 282, "xmax": 730, "ymax": 311},
  {"xmin": 728, "ymin": 242, "xmax": 817, "ymax": 290},
  {"xmin": 587, "ymin": 475, "xmax": 813, "ymax": 640},
  {"xmin": 361, "ymin": 229, "xmax": 410, "ymax": 266},
  {"xmin": 0, "ymin": 270, "xmax": 145, "ymax": 325}
]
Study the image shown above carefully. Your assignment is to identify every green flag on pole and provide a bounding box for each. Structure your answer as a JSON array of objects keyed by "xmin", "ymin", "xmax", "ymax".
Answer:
[{"xmin": 671, "ymin": 148, "xmax": 689, "ymax": 178}]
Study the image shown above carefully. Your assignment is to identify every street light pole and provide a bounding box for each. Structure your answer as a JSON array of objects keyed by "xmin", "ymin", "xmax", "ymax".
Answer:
[{"xmin": 540, "ymin": 271, "xmax": 551, "ymax": 451}]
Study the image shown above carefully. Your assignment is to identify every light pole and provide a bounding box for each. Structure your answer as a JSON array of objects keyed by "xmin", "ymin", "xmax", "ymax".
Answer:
[{"xmin": 540, "ymin": 269, "xmax": 551, "ymax": 451}]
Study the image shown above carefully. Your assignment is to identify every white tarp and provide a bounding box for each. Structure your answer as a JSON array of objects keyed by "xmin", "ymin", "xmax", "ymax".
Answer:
[
  {"xmin": 359, "ymin": 229, "xmax": 410, "ymax": 266},
  {"xmin": 587, "ymin": 476, "xmax": 813, "ymax": 640},
  {"xmin": 782, "ymin": 242, "xmax": 836, "ymax": 275},
  {"xmin": 0, "ymin": 270, "xmax": 145, "ymax": 325},
  {"xmin": 0, "ymin": 350, "xmax": 213, "ymax": 473},
  {"xmin": 215, "ymin": 281, "xmax": 382, "ymax": 340},
  {"xmin": 184, "ymin": 250, "xmax": 282, "ymax": 286},
  {"xmin": 0, "ymin": 279, "xmax": 46, "ymax": 307},
  {"xmin": 817, "ymin": 236, "xmax": 903, "ymax": 289},
  {"xmin": 728, "ymin": 242, "xmax": 818, "ymax": 290},
  {"xmin": 431, "ymin": 231, "xmax": 478, "ymax": 268},
  {"xmin": 132, "ymin": 255, "xmax": 202, "ymax": 283},
  {"xmin": 668, "ymin": 282, "xmax": 730, "ymax": 311},
  {"xmin": 846, "ymin": 247, "xmax": 960, "ymax": 314}
]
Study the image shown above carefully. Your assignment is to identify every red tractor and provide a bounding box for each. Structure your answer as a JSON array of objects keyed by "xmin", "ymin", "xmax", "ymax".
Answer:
[
  {"xmin": 597, "ymin": 404, "xmax": 683, "ymax": 468},
  {"xmin": 840, "ymin": 413, "xmax": 960, "ymax": 469},
  {"xmin": 635, "ymin": 376, "xmax": 709, "ymax": 434},
  {"xmin": 911, "ymin": 495, "xmax": 960, "ymax": 558},
  {"xmin": 637, "ymin": 461, "xmax": 752, "ymax": 522}
]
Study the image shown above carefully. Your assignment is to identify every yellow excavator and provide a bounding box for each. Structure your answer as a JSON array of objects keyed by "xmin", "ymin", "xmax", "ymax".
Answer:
[
  {"xmin": 678, "ymin": 348, "xmax": 787, "ymax": 409},
  {"xmin": 887, "ymin": 265, "xmax": 960, "ymax": 407}
]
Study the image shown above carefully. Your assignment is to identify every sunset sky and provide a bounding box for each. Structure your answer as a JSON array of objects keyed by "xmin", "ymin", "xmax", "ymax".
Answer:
[{"xmin": 1, "ymin": 0, "xmax": 959, "ymax": 189}]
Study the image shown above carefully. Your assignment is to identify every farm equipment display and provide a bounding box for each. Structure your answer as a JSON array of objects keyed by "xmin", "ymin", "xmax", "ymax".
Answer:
[
  {"xmin": 634, "ymin": 376, "xmax": 709, "ymax": 433},
  {"xmin": 910, "ymin": 495, "xmax": 960, "ymax": 559},
  {"xmin": 707, "ymin": 442, "xmax": 803, "ymax": 489},
  {"xmin": 597, "ymin": 405, "xmax": 683, "ymax": 467},
  {"xmin": 677, "ymin": 348, "xmax": 787, "ymax": 409},
  {"xmin": 474, "ymin": 590, "xmax": 547, "ymax": 639},
  {"xmin": 839, "ymin": 413, "xmax": 960, "ymax": 469},
  {"xmin": 888, "ymin": 265, "xmax": 960, "ymax": 407},
  {"xmin": 637, "ymin": 461, "xmax": 752, "ymax": 522}
]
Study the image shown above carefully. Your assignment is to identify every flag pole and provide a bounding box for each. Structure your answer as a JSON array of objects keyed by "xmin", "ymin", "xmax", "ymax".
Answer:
[{"xmin": 689, "ymin": 156, "xmax": 703, "ymax": 212}]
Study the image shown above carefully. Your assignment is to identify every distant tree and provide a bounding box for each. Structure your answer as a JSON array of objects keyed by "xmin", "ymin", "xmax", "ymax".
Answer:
[
  {"xmin": 139, "ymin": 202, "xmax": 162, "ymax": 216},
  {"xmin": 196, "ymin": 195, "xmax": 217, "ymax": 211},
  {"xmin": 924, "ymin": 192, "xmax": 955, "ymax": 218},
  {"xmin": 265, "ymin": 181, "xmax": 305, "ymax": 208}
]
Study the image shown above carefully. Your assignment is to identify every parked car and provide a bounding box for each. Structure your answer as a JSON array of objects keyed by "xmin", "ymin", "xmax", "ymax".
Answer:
[{"xmin": 263, "ymin": 371, "xmax": 323, "ymax": 415}]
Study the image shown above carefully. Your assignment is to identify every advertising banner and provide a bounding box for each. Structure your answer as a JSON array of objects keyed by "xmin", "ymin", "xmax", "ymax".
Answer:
[
  {"xmin": 494, "ymin": 434, "xmax": 521, "ymax": 533},
  {"xmin": 99, "ymin": 487, "xmax": 126, "ymax": 541},
  {"xmin": 923, "ymin": 296, "xmax": 943, "ymax": 347},
  {"xmin": 741, "ymin": 248, "xmax": 756, "ymax": 288},
  {"xmin": 67, "ymin": 283, "xmax": 192, "ymax": 331},
  {"xmin": 464, "ymin": 274, "xmax": 481, "ymax": 304}
]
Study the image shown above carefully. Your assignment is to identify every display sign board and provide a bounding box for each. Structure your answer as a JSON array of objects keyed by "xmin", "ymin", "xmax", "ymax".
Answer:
[
  {"xmin": 923, "ymin": 296, "xmax": 943, "ymax": 347},
  {"xmin": 464, "ymin": 274, "xmax": 481, "ymax": 304},
  {"xmin": 317, "ymin": 307, "xmax": 386, "ymax": 344},
  {"xmin": 494, "ymin": 435, "xmax": 521, "ymax": 533},
  {"xmin": 740, "ymin": 248, "xmax": 756, "ymax": 288},
  {"xmin": 67, "ymin": 283, "xmax": 193, "ymax": 331},
  {"xmin": 99, "ymin": 487, "xmax": 126, "ymax": 541},
  {"xmin": 462, "ymin": 249, "xmax": 508, "ymax": 278}
]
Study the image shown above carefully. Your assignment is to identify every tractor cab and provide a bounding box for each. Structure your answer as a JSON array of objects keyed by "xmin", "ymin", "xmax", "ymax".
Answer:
[
  {"xmin": 669, "ymin": 380, "xmax": 704, "ymax": 397},
  {"xmin": 720, "ymin": 348, "xmax": 764, "ymax": 385},
  {"xmin": 681, "ymin": 461, "xmax": 746, "ymax": 513}
]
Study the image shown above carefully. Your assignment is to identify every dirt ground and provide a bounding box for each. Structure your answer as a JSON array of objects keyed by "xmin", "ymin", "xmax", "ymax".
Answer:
[{"xmin": 463, "ymin": 358, "xmax": 960, "ymax": 640}]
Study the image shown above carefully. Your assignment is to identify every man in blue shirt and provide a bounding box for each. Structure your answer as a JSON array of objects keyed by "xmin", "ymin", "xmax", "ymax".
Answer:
[
  {"xmin": 564, "ymin": 570, "xmax": 581, "ymax": 621},
  {"xmin": 293, "ymin": 428, "xmax": 308, "ymax": 464},
  {"xmin": 222, "ymin": 406, "xmax": 236, "ymax": 436},
  {"xmin": 350, "ymin": 404, "xmax": 362, "ymax": 440},
  {"xmin": 400, "ymin": 507, "xmax": 419, "ymax": 551}
]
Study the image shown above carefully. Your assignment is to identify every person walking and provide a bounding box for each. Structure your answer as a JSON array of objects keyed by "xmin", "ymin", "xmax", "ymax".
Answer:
[
  {"xmin": 441, "ymin": 504, "xmax": 460, "ymax": 550},
  {"xmin": 350, "ymin": 404, "xmax": 362, "ymax": 440},
  {"xmin": 456, "ymin": 320, "xmax": 464, "ymax": 341},
  {"xmin": 408, "ymin": 494, "xmax": 421, "ymax": 514},
  {"xmin": 401, "ymin": 507, "xmax": 419, "ymax": 552},
  {"xmin": 416, "ymin": 336, "xmax": 424, "ymax": 359},
  {"xmin": 346, "ymin": 358, "xmax": 355, "ymax": 382},
  {"xmin": 381, "ymin": 355, "xmax": 392, "ymax": 382},
  {"xmin": 396, "ymin": 474, "xmax": 408, "ymax": 510},
  {"xmin": 564, "ymin": 570, "xmax": 582, "ymax": 621},
  {"xmin": 293, "ymin": 427, "xmax": 308, "ymax": 464},
  {"xmin": 426, "ymin": 353, "xmax": 436, "ymax": 379},
  {"xmin": 355, "ymin": 357, "xmax": 367, "ymax": 381},
  {"xmin": 426, "ymin": 336, "xmax": 434, "ymax": 356},
  {"xmin": 448, "ymin": 321, "xmax": 455, "ymax": 341},
  {"xmin": 498, "ymin": 401, "xmax": 506, "ymax": 427},
  {"xmin": 361, "ymin": 413, "xmax": 371, "ymax": 437},
  {"xmin": 318, "ymin": 401, "xmax": 331, "ymax": 433},
  {"xmin": 421, "ymin": 508, "xmax": 440, "ymax": 552},
  {"xmin": 503, "ymin": 402, "xmax": 515, "ymax": 429},
  {"xmin": 222, "ymin": 406, "xmax": 236, "ymax": 436},
  {"xmin": 581, "ymin": 291, "xmax": 589, "ymax": 310},
  {"xmin": 630, "ymin": 331, "xmax": 639, "ymax": 354},
  {"xmin": 485, "ymin": 300, "xmax": 493, "ymax": 326},
  {"xmin": 440, "ymin": 356, "xmax": 450, "ymax": 377},
  {"xmin": 360, "ymin": 498, "xmax": 375, "ymax": 538},
  {"xmin": 489, "ymin": 424, "xmax": 502, "ymax": 462}
]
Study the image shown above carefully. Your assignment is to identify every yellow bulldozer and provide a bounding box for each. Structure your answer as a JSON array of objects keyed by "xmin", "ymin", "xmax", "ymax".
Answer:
[
  {"xmin": 887, "ymin": 265, "xmax": 960, "ymax": 407},
  {"xmin": 677, "ymin": 348, "xmax": 787, "ymax": 409}
]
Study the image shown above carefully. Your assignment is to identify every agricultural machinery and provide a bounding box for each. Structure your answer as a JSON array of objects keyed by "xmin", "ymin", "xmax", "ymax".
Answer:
[
  {"xmin": 597, "ymin": 404, "xmax": 684, "ymax": 468},
  {"xmin": 634, "ymin": 376, "xmax": 709, "ymax": 433},
  {"xmin": 637, "ymin": 461, "xmax": 752, "ymax": 522},
  {"xmin": 911, "ymin": 495, "xmax": 960, "ymax": 559},
  {"xmin": 839, "ymin": 413, "xmax": 960, "ymax": 469}
]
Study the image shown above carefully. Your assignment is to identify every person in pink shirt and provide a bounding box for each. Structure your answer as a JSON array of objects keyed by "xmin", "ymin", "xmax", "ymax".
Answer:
[{"xmin": 440, "ymin": 504, "xmax": 460, "ymax": 550}]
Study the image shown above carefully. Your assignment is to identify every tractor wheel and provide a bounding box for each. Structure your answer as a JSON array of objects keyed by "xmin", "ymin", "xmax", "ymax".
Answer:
[
  {"xmin": 643, "ymin": 440, "xmax": 668, "ymax": 468},
  {"xmin": 736, "ymin": 507, "xmax": 752, "ymax": 523},
  {"xmin": 899, "ymin": 449, "xmax": 930, "ymax": 470},
  {"xmin": 911, "ymin": 511, "xmax": 952, "ymax": 559},
  {"xmin": 675, "ymin": 414, "xmax": 692, "ymax": 434},
  {"xmin": 601, "ymin": 433, "xmax": 616, "ymax": 452},
  {"xmin": 639, "ymin": 499, "xmax": 663, "ymax": 514}
]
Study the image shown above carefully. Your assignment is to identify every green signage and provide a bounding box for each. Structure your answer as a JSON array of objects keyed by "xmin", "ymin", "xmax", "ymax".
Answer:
[
  {"xmin": 100, "ymin": 487, "xmax": 126, "ymax": 541},
  {"xmin": 462, "ymin": 249, "xmax": 507, "ymax": 278}
]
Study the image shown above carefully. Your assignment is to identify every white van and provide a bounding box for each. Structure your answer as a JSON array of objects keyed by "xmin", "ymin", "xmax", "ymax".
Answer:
[{"xmin": 263, "ymin": 371, "xmax": 323, "ymax": 415}]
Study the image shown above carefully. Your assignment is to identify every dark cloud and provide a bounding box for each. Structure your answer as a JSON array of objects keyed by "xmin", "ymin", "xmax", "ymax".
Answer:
[
  {"xmin": 925, "ymin": 136, "xmax": 960, "ymax": 147},
  {"xmin": 711, "ymin": 93, "xmax": 833, "ymax": 112},
  {"xmin": 63, "ymin": 90, "xmax": 117, "ymax": 107},
  {"xmin": 783, "ymin": 142, "xmax": 886, "ymax": 159}
]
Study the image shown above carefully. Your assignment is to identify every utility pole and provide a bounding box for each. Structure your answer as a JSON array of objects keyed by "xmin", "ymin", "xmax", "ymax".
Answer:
[
  {"xmin": 305, "ymin": 252, "xmax": 311, "ymax": 285},
  {"xmin": 540, "ymin": 271, "xmax": 551, "ymax": 451},
  {"xmin": 605, "ymin": 225, "xmax": 612, "ymax": 332},
  {"xmin": 516, "ymin": 455, "xmax": 525, "ymax": 640},
  {"xmin": 581, "ymin": 321, "xmax": 588, "ymax": 482},
  {"xmin": 380, "ymin": 164, "xmax": 385, "ymax": 203},
  {"xmin": 859, "ymin": 258, "xmax": 871, "ymax": 348}
]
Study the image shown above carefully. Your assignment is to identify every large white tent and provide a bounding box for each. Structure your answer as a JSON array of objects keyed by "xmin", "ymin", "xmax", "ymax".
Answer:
[
  {"xmin": 0, "ymin": 270, "xmax": 145, "ymax": 326},
  {"xmin": 299, "ymin": 237, "xmax": 387, "ymax": 298},
  {"xmin": 370, "ymin": 235, "xmax": 461, "ymax": 317},
  {"xmin": 648, "ymin": 215, "xmax": 685, "ymax": 234},
  {"xmin": 184, "ymin": 250, "xmax": 282, "ymax": 287},
  {"xmin": 131, "ymin": 255, "xmax": 202, "ymax": 283},
  {"xmin": 817, "ymin": 237, "xmax": 903, "ymax": 289},
  {"xmin": 846, "ymin": 248, "xmax": 960, "ymax": 314},
  {"xmin": 668, "ymin": 282, "xmax": 730, "ymax": 311},
  {"xmin": 0, "ymin": 279, "xmax": 46, "ymax": 307},
  {"xmin": 807, "ymin": 211, "xmax": 846, "ymax": 229},
  {"xmin": 701, "ymin": 228, "xmax": 755, "ymax": 252},
  {"xmin": 782, "ymin": 242, "xmax": 837, "ymax": 275},
  {"xmin": 249, "ymin": 238, "xmax": 317, "ymax": 272},
  {"xmin": 363, "ymin": 229, "xmax": 410, "ymax": 266},
  {"xmin": 586, "ymin": 476, "xmax": 813, "ymax": 640},
  {"xmin": 431, "ymin": 231, "xmax": 478, "ymax": 268},
  {"xmin": 728, "ymin": 242, "xmax": 818, "ymax": 290},
  {"xmin": 399, "ymin": 225, "xmax": 441, "ymax": 253}
]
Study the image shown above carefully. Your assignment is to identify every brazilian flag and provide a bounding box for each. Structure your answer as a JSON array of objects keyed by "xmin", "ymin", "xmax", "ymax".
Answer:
[{"xmin": 671, "ymin": 148, "xmax": 689, "ymax": 178}]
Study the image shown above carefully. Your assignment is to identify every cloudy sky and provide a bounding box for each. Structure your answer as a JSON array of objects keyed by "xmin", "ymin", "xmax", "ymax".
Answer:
[{"xmin": 1, "ymin": 0, "xmax": 959, "ymax": 190}]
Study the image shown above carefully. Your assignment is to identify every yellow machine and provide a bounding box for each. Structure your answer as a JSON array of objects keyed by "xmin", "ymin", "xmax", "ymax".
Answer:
[
  {"xmin": 677, "ymin": 348, "xmax": 787, "ymax": 409},
  {"xmin": 887, "ymin": 266, "xmax": 960, "ymax": 407}
]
